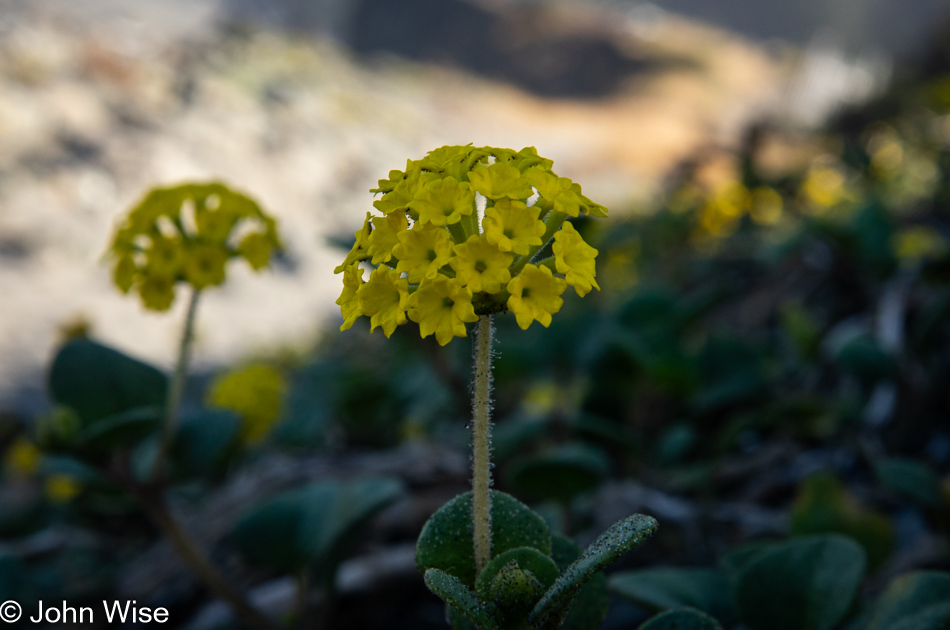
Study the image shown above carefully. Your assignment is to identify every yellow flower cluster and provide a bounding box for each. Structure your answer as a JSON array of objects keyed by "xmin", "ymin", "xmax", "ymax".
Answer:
[
  {"xmin": 697, "ymin": 181, "xmax": 784, "ymax": 238},
  {"xmin": 336, "ymin": 145, "xmax": 606, "ymax": 345},
  {"xmin": 109, "ymin": 183, "xmax": 281, "ymax": 311}
]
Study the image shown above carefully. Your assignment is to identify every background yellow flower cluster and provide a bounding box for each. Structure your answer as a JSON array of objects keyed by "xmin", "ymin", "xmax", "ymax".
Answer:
[
  {"xmin": 336, "ymin": 145, "xmax": 606, "ymax": 345},
  {"xmin": 109, "ymin": 183, "xmax": 282, "ymax": 311}
]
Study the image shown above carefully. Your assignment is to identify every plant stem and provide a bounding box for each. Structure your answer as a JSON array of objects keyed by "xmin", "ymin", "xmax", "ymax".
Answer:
[
  {"xmin": 472, "ymin": 315, "xmax": 494, "ymax": 574},
  {"xmin": 151, "ymin": 287, "xmax": 200, "ymax": 482},
  {"xmin": 134, "ymin": 486, "xmax": 275, "ymax": 630}
]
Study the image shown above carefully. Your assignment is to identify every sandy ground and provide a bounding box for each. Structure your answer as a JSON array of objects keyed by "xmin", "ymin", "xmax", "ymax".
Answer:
[{"xmin": 0, "ymin": 0, "xmax": 789, "ymax": 414}]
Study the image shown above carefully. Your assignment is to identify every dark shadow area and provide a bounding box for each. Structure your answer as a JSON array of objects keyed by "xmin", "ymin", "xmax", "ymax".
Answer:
[{"xmin": 223, "ymin": 0, "xmax": 657, "ymax": 99}]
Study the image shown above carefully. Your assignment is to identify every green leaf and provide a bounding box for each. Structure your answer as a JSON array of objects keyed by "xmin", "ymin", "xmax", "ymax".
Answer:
[
  {"xmin": 234, "ymin": 477, "xmax": 405, "ymax": 576},
  {"xmin": 76, "ymin": 406, "xmax": 161, "ymax": 453},
  {"xmin": 790, "ymin": 472, "xmax": 893, "ymax": 569},
  {"xmin": 734, "ymin": 534, "xmax": 866, "ymax": 630},
  {"xmin": 425, "ymin": 569, "xmax": 500, "ymax": 630},
  {"xmin": 890, "ymin": 603, "xmax": 950, "ymax": 630},
  {"xmin": 609, "ymin": 568, "xmax": 734, "ymax": 623},
  {"xmin": 506, "ymin": 443, "xmax": 609, "ymax": 503},
  {"xmin": 836, "ymin": 336, "xmax": 897, "ymax": 385},
  {"xmin": 234, "ymin": 488, "xmax": 309, "ymax": 571},
  {"xmin": 301, "ymin": 477, "xmax": 406, "ymax": 579},
  {"xmin": 171, "ymin": 410, "xmax": 242, "ymax": 480},
  {"xmin": 552, "ymin": 536, "xmax": 609, "ymax": 630},
  {"xmin": 638, "ymin": 607, "xmax": 724, "ymax": 630},
  {"xmin": 874, "ymin": 458, "xmax": 944, "ymax": 508},
  {"xmin": 862, "ymin": 571, "xmax": 950, "ymax": 630},
  {"xmin": 49, "ymin": 339, "xmax": 168, "ymax": 429},
  {"xmin": 416, "ymin": 491, "xmax": 551, "ymax": 588},
  {"xmin": 529, "ymin": 514, "xmax": 658, "ymax": 627}
]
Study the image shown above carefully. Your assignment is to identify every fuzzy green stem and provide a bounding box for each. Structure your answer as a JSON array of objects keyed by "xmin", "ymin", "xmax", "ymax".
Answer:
[
  {"xmin": 472, "ymin": 315, "xmax": 494, "ymax": 574},
  {"xmin": 151, "ymin": 287, "xmax": 200, "ymax": 481}
]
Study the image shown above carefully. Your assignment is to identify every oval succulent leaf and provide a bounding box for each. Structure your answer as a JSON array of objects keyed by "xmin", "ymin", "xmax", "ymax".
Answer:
[
  {"xmin": 417, "ymin": 491, "xmax": 551, "ymax": 588},
  {"xmin": 424, "ymin": 569, "xmax": 500, "ymax": 630},
  {"xmin": 609, "ymin": 567, "xmax": 734, "ymax": 623},
  {"xmin": 529, "ymin": 514, "xmax": 658, "ymax": 627},
  {"xmin": 638, "ymin": 607, "xmax": 724, "ymax": 630},
  {"xmin": 734, "ymin": 534, "xmax": 866, "ymax": 630},
  {"xmin": 862, "ymin": 571, "xmax": 950, "ymax": 630}
]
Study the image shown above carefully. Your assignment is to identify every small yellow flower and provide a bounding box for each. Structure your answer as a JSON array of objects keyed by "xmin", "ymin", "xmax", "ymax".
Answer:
[
  {"xmin": 368, "ymin": 212, "xmax": 409, "ymax": 264},
  {"xmin": 5, "ymin": 437, "xmax": 41, "ymax": 477},
  {"xmin": 552, "ymin": 222, "xmax": 599, "ymax": 297},
  {"xmin": 893, "ymin": 226, "xmax": 948, "ymax": 263},
  {"xmin": 507, "ymin": 264, "xmax": 567, "ymax": 330},
  {"xmin": 183, "ymin": 244, "xmax": 228, "ymax": 289},
  {"xmin": 113, "ymin": 255, "xmax": 137, "ymax": 293},
  {"xmin": 334, "ymin": 212, "xmax": 373, "ymax": 273},
  {"xmin": 802, "ymin": 166, "xmax": 847, "ymax": 209},
  {"xmin": 407, "ymin": 276, "xmax": 478, "ymax": 346},
  {"xmin": 139, "ymin": 274, "xmax": 176, "ymax": 311},
  {"xmin": 450, "ymin": 234, "xmax": 513, "ymax": 294},
  {"xmin": 45, "ymin": 475, "xmax": 81, "ymax": 503},
  {"xmin": 239, "ymin": 232, "xmax": 276, "ymax": 270},
  {"xmin": 468, "ymin": 162, "xmax": 534, "ymax": 200},
  {"xmin": 393, "ymin": 223, "xmax": 454, "ymax": 283},
  {"xmin": 483, "ymin": 199, "xmax": 545, "ymax": 255},
  {"xmin": 373, "ymin": 170, "xmax": 436, "ymax": 216},
  {"xmin": 524, "ymin": 168, "xmax": 583, "ymax": 217},
  {"xmin": 146, "ymin": 236, "xmax": 184, "ymax": 276},
  {"xmin": 209, "ymin": 364, "xmax": 286, "ymax": 444},
  {"xmin": 409, "ymin": 176, "xmax": 475, "ymax": 227},
  {"xmin": 750, "ymin": 186, "xmax": 783, "ymax": 225},
  {"xmin": 504, "ymin": 146, "xmax": 553, "ymax": 172},
  {"xmin": 357, "ymin": 267, "xmax": 409, "ymax": 337},
  {"xmin": 196, "ymin": 208, "xmax": 238, "ymax": 242},
  {"xmin": 336, "ymin": 264, "xmax": 364, "ymax": 331}
]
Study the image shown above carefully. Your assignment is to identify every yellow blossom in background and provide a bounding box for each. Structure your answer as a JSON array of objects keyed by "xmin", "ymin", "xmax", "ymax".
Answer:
[
  {"xmin": 45, "ymin": 475, "xmax": 81, "ymax": 503},
  {"xmin": 209, "ymin": 364, "xmax": 287, "ymax": 444},
  {"xmin": 407, "ymin": 275, "xmax": 478, "ymax": 345},
  {"xmin": 336, "ymin": 145, "xmax": 606, "ymax": 344},
  {"xmin": 183, "ymin": 244, "xmax": 228, "ymax": 289},
  {"xmin": 801, "ymin": 165, "xmax": 848, "ymax": 210},
  {"xmin": 108, "ymin": 182, "xmax": 282, "ymax": 311},
  {"xmin": 507, "ymin": 264, "xmax": 567, "ymax": 330},
  {"xmin": 357, "ymin": 267, "xmax": 409, "ymax": 337},
  {"xmin": 750, "ymin": 186, "xmax": 784, "ymax": 225},
  {"xmin": 5, "ymin": 437, "xmax": 41, "ymax": 477},
  {"xmin": 553, "ymin": 222, "xmax": 600, "ymax": 297},
  {"xmin": 893, "ymin": 226, "xmax": 948, "ymax": 264},
  {"xmin": 139, "ymin": 274, "xmax": 176, "ymax": 311}
]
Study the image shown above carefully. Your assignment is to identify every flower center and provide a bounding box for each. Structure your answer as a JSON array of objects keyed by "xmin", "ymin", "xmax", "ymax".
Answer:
[
  {"xmin": 522, "ymin": 287, "xmax": 531, "ymax": 299},
  {"xmin": 427, "ymin": 250, "xmax": 437, "ymax": 262},
  {"xmin": 474, "ymin": 260, "xmax": 487, "ymax": 272},
  {"xmin": 442, "ymin": 297, "xmax": 454, "ymax": 309},
  {"xmin": 503, "ymin": 229, "xmax": 514, "ymax": 238}
]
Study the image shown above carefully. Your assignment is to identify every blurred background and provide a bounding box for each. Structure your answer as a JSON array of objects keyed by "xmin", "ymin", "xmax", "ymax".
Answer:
[{"xmin": 1, "ymin": 0, "xmax": 950, "ymax": 628}]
